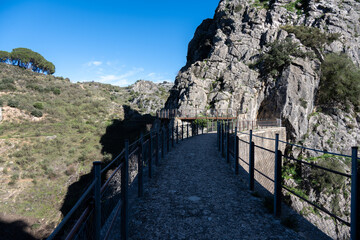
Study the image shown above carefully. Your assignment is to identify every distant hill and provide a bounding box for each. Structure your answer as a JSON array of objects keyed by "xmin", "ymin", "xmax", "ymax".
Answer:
[{"xmin": 0, "ymin": 62, "xmax": 172, "ymax": 239}]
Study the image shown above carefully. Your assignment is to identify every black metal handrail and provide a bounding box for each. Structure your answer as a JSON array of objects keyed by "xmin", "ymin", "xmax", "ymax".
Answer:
[{"xmin": 217, "ymin": 121, "xmax": 359, "ymax": 239}]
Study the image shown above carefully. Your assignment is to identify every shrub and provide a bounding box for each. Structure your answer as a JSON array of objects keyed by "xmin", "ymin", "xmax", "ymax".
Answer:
[
  {"xmin": 318, "ymin": 53, "xmax": 360, "ymax": 108},
  {"xmin": 33, "ymin": 102, "xmax": 44, "ymax": 109},
  {"xmin": 259, "ymin": 38, "xmax": 307, "ymax": 77},
  {"xmin": 284, "ymin": 0, "xmax": 302, "ymax": 14},
  {"xmin": 0, "ymin": 78, "xmax": 16, "ymax": 91},
  {"xmin": 281, "ymin": 25, "xmax": 340, "ymax": 51},
  {"xmin": 52, "ymin": 88, "xmax": 61, "ymax": 95},
  {"xmin": 307, "ymin": 154, "xmax": 346, "ymax": 194},
  {"xmin": 31, "ymin": 109, "xmax": 43, "ymax": 117},
  {"xmin": 7, "ymin": 99, "xmax": 19, "ymax": 108}
]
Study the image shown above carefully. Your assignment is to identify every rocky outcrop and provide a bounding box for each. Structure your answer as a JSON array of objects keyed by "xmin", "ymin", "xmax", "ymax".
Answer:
[
  {"xmin": 128, "ymin": 80, "xmax": 173, "ymax": 114},
  {"xmin": 165, "ymin": 0, "xmax": 360, "ymax": 153}
]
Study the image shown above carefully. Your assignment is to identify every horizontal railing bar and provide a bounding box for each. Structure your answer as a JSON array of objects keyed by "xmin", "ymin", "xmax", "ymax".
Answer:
[
  {"xmin": 103, "ymin": 200, "xmax": 123, "ymax": 240},
  {"xmin": 129, "ymin": 147, "xmax": 139, "ymax": 158},
  {"xmin": 254, "ymin": 144, "xmax": 276, "ymax": 154},
  {"xmin": 282, "ymin": 185, "xmax": 350, "ymax": 226},
  {"xmin": 283, "ymin": 155, "xmax": 351, "ymax": 178},
  {"xmin": 279, "ymin": 140, "xmax": 352, "ymax": 158},
  {"xmin": 254, "ymin": 168, "xmax": 274, "ymax": 183},
  {"xmin": 101, "ymin": 162, "xmax": 124, "ymax": 194},
  {"xmin": 65, "ymin": 206, "xmax": 92, "ymax": 240},
  {"xmin": 47, "ymin": 180, "xmax": 96, "ymax": 240},
  {"xmin": 101, "ymin": 149, "xmax": 125, "ymax": 174},
  {"xmin": 252, "ymin": 134, "xmax": 276, "ymax": 141},
  {"xmin": 238, "ymin": 157, "xmax": 249, "ymax": 166},
  {"xmin": 238, "ymin": 138, "xmax": 250, "ymax": 144},
  {"xmin": 129, "ymin": 139, "xmax": 140, "ymax": 148}
]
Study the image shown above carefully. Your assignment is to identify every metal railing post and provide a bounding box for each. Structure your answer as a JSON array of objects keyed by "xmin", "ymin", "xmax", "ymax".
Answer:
[
  {"xmin": 249, "ymin": 131, "xmax": 254, "ymax": 191},
  {"xmin": 274, "ymin": 147, "xmax": 282, "ymax": 217},
  {"xmin": 121, "ymin": 140, "xmax": 129, "ymax": 240},
  {"xmin": 351, "ymin": 147, "xmax": 359, "ymax": 240},
  {"xmin": 93, "ymin": 161, "xmax": 101, "ymax": 240},
  {"xmin": 273, "ymin": 133, "xmax": 280, "ymax": 214},
  {"xmin": 234, "ymin": 127, "xmax": 239, "ymax": 175},
  {"xmin": 182, "ymin": 124, "xmax": 184, "ymax": 140},
  {"xmin": 138, "ymin": 133, "xmax": 143, "ymax": 197}
]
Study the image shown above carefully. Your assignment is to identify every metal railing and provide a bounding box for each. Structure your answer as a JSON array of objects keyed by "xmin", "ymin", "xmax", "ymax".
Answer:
[
  {"xmin": 217, "ymin": 121, "xmax": 359, "ymax": 240},
  {"xmin": 156, "ymin": 108, "xmax": 241, "ymax": 119},
  {"xmin": 47, "ymin": 120, "xmax": 218, "ymax": 240}
]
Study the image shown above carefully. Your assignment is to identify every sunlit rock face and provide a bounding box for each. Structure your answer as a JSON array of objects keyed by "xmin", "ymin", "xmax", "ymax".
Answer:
[{"xmin": 165, "ymin": 0, "xmax": 360, "ymax": 152}]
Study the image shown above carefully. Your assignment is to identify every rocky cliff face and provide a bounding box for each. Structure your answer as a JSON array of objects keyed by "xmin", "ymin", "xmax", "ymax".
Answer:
[
  {"xmin": 165, "ymin": 0, "xmax": 360, "ymax": 154},
  {"xmin": 128, "ymin": 80, "xmax": 173, "ymax": 114}
]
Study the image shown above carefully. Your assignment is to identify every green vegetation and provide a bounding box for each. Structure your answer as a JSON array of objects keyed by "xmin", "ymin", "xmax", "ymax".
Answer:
[
  {"xmin": 0, "ymin": 77, "xmax": 16, "ymax": 91},
  {"xmin": 258, "ymin": 38, "xmax": 308, "ymax": 77},
  {"xmin": 0, "ymin": 48, "xmax": 55, "ymax": 74},
  {"xmin": 284, "ymin": 0, "xmax": 303, "ymax": 14},
  {"xmin": 252, "ymin": 0, "xmax": 270, "ymax": 9},
  {"xmin": 307, "ymin": 154, "xmax": 347, "ymax": 194},
  {"xmin": 194, "ymin": 118, "xmax": 208, "ymax": 128},
  {"xmin": 281, "ymin": 25, "xmax": 340, "ymax": 52},
  {"xmin": 0, "ymin": 63, "xmax": 169, "ymax": 237},
  {"xmin": 318, "ymin": 53, "xmax": 360, "ymax": 109}
]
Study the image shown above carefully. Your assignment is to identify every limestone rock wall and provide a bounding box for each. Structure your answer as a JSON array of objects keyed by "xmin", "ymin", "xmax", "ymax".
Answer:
[{"xmin": 165, "ymin": 0, "xmax": 360, "ymax": 153}]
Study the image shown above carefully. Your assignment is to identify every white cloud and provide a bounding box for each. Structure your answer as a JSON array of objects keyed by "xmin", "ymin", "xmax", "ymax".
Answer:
[
  {"xmin": 86, "ymin": 61, "xmax": 102, "ymax": 67},
  {"xmin": 98, "ymin": 67, "xmax": 144, "ymax": 86}
]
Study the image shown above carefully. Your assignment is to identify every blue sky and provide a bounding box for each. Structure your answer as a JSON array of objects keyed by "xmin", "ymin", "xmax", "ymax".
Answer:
[{"xmin": 0, "ymin": 0, "xmax": 220, "ymax": 86}]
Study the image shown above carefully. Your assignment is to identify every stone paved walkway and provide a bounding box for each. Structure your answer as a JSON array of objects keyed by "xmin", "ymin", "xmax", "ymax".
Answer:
[{"xmin": 127, "ymin": 133, "xmax": 304, "ymax": 240}]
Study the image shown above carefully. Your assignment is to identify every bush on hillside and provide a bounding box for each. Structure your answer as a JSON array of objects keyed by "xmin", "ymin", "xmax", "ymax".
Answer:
[
  {"xmin": 33, "ymin": 102, "xmax": 44, "ymax": 110},
  {"xmin": 281, "ymin": 25, "xmax": 340, "ymax": 51},
  {"xmin": 258, "ymin": 38, "xmax": 307, "ymax": 78},
  {"xmin": 7, "ymin": 99, "xmax": 19, "ymax": 108},
  {"xmin": 0, "ymin": 78, "xmax": 16, "ymax": 91},
  {"xmin": 318, "ymin": 53, "xmax": 360, "ymax": 108},
  {"xmin": 31, "ymin": 109, "xmax": 43, "ymax": 117}
]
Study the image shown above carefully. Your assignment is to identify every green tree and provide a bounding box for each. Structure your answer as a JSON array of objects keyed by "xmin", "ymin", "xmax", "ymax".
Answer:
[
  {"xmin": 259, "ymin": 38, "xmax": 307, "ymax": 77},
  {"xmin": 318, "ymin": 53, "xmax": 360, "ymax": 108},
  {"xmin": 1, "ymin": 48, "xmax": 55, "ymax": 74},
  {"xmin": 0, "ymin": 51, "xmax": 10, "ymax": 62}
]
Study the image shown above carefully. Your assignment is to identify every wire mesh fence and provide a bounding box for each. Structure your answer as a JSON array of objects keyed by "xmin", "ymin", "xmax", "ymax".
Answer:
[
  {"xmin": 253, "ymin": 143, "xmax": 275, "ymax": 195},
  {"xmin": 281, "ymin": 143, "xmax": 352, "ymax": 239},
  {"xmin": 218, "ymin": 125, "xmax": 359, "ymax": 240}
]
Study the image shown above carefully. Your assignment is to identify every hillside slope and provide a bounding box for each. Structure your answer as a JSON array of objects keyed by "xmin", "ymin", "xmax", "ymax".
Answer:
[{"xmin": 0, "ymin": 63, "xmax": 171, "ymax": 238}]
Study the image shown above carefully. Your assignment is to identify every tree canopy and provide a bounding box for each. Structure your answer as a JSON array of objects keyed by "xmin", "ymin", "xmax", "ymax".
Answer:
[{"xmin": 0, "ymin": 48, "xmax": 55, "ymax": 74}]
